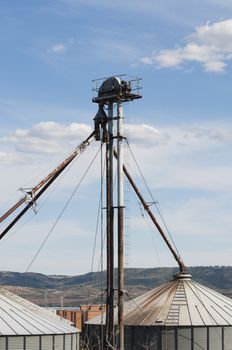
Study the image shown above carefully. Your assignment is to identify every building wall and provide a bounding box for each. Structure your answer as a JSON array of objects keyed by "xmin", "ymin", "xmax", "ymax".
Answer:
[
  {"xmin": 84, "ymin": 325, "xmax": 232, "ymax": 350},
  {"xmin": 57, "ymin": 310, "xmax": 82, "ymax": 330},
  {"xmin": 0, "ymin": 333, "xmax": 79, "ymax": 350},
  {"xmin": 56, "ymin": 305, "xmax": 106, "ymax": 331}
]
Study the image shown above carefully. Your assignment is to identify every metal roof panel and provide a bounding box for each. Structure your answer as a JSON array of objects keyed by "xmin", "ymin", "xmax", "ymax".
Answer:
[
  {"xmin": 87, "ymin": 274, "xmax": 232, "ymax": 327},
  {"xmin": 0, "ymin": 289, "xmax": 80, "ymax": 335}
]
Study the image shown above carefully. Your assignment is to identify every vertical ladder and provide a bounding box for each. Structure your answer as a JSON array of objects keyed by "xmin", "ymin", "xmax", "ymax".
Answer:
[{"xmin": 124, "ymin": 120, "xmax": 131, "ymax": 268}]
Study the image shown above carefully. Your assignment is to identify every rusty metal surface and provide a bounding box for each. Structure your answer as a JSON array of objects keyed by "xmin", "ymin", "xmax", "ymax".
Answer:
[
  {"xmin": 87, "ymin": 275, "xmax": 232, "ymax": 327},
  {"xmin": 113, "ymin": 149, "xmax": 186, "ymax": 275},
  {"xmin": 0, "ymin": 131, "xmax": 95, "ymax": 225}
]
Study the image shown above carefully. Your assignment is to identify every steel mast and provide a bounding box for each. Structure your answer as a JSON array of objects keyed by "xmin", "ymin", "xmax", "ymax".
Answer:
[
  {"xmin": 93, "ymin": 75, "xmax": 142, "ymax": 349},
  {"xmin": 107, "ymin": 101, "xmax": 115, "ymax": 347},
  {"xmin": 117, "ymin": 99, "xmax": 124, "ymax": 350}
]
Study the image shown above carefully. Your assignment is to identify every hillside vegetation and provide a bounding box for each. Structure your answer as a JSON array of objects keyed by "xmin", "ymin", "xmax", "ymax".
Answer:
[{"xmin": 0, "ymin": 266, "xmax": 231, "ymax": 307}]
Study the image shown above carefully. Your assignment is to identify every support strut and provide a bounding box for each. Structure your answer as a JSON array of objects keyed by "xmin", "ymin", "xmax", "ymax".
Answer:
[
  {"xmin": 114, "ymin": 149, "xmax": 186, "ymax": 275},
  {"xmin": 0, "ymin": 132, "xmax": 95, "ymax": 240},
  {"xmin": 0, "ymin": 131, "xmax": 95, "ymax": 224}
]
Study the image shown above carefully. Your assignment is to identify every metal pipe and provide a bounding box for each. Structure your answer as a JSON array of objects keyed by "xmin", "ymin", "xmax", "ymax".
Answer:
[
  {"xmin": 0, "ymin": 132, "xmax": 95, "ymax": 240},
  {"xmin": 0, "ymin": 131, "xmax": 95, "ymax": 224},
  {"xmin": 114, "ymin": 150, "xmax": 186, "ymax": 275},
  {"xmin": 0, "ymin": 164, "xmax": 68, "ymax": 240},
  {"xmin": 105, "ymin": 102, "xmax": 115, "ymax": 349},
  {"xmin": 117, "ymin": 101, "xmax": 124, "ymax": 350},
  {"xmin": 0, "ymin": 198, "xmax": 27, "ymax": 224}
]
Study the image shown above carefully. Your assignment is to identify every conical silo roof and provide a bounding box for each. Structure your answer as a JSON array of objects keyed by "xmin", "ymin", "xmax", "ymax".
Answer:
[
  {"xmin": 87, "ymin": 274, "xmax": 232, "ymax": 327},
  {"xmin": 123, "ymin": 274, "xmax": 232, "ymax": 326},
  {"xmin": 0, "ymin": 288, "xmax": 80, "ymax": 335}
]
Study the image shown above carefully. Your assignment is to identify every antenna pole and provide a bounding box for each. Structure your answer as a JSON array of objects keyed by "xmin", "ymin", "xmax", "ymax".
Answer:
[{"xmin": 117, "ymin": 100, "xmax": 124, "ymax": 350}]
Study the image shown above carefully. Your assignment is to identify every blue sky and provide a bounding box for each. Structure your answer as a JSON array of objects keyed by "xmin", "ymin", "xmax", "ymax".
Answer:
[{"xmin": 1, "ymin": 0, "xmax": 232, "ymax": 275}]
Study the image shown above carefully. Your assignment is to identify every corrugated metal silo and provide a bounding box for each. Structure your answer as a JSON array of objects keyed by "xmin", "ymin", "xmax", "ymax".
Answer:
[
  {"xmin": 85, "ymin": 273, "xmax": 232, "ymax": 349},
  {"xmin": 0, "ymin": 288, "xmax": 80, "ymax": 350}
]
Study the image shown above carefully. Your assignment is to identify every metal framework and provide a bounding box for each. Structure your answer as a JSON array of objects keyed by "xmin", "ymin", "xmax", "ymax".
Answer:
[
  {"xmin": 93, "ymin": 75, "xmax": 142, "ymax": 350},
  {"xmin": 0, "ymin": 75, "xmax": 190, "ymax": 350}
]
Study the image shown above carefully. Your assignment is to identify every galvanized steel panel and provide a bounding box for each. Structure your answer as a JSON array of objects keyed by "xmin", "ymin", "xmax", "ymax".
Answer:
[
  {"xmin": 208, "ymin": 327, "xmax": 222, "ymax": 350},
  {"xmin": 72, "ymin": 334, "xmax": 77, "ymax": 350},
  {"xmin": 224, "ymin": 327, "xmax": 232, "ymax": 349},
  {"xmin": 193, "ymin": 327, "xmax": 207, "ymax": 350},
  {"xmin": 54, "ymin": 334, "xmax": 63, "ymax": 349},
  {"xmin": 178, "ymin": 305, "xmax": 191, "ymax": 326},
  {"xmin": 124, "ymin": 277, "xmax": 232, "ymax": 327},
  {"xmin": 8, "ymin": 336, "xmax": 24, "ymax": 350},
  {"xmin": 0, "ymin": 289, "xmax": 80, "ymax": 336},
  {"xmin": 65, "ymin": 334, "xmax": 72, "ymax": 348},
  {"xmin": 25, "ymin": 335, "xmax": 40, "ymax": 350},
  {"xmin": 162, "ymin": 329, "xmax": 175, "ymax": 350},
  {"xmin": 0, "ymin": 337, "xmax": 6, "ymax": 350},
  {"xmin": 41, "ymin": 335, "xmax": 53, "ymax": 350},
  {"xmin": 0, "ymin": 317, "xmax": 18, "ymax": 335},
  {"xmin": 87, "ymin": 275, "xmax": 232, "ymax": 327},
  {"xmin": 177, "ymin": 328, "xmax": 191, "ymax": 350},
  {"xmin": 0, "ymin": 308, "xmax": 31, "ymax": 335}
]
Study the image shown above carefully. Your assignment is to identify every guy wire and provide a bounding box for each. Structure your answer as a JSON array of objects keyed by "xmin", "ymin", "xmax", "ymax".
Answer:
[{"xmin": 25, "ymin": 145, "xmax": 102, "ymax": 272}]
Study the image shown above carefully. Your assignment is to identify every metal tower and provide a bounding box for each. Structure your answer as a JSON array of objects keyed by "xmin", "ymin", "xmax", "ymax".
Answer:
[{"xmin": 93, "ymin": 75, "xmax": 142, "ymax": 349}]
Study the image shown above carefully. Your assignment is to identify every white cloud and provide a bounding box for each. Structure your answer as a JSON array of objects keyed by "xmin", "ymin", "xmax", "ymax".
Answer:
[
  {"xmin": 142, "ymin": 19, "xmax": 232, "ymax": 72},
  {"xmin": 203, "ymin": 60, "xmax": 227, "ymax": 72},
  {"xmin": 129, "ymin": 193, "xmax": 232, "ymax": 267},
  {"xmin": 29, "ymin": 121, "xmax": 92, "ymax": 140},
  {"xmin": 188, "ymin": 125, "xmax": 232, "ymax": 142},
  {"xmin": 0, "ymin": 219, "xmax": 96, "ymax": 274},
  {"xmin": 47, "ymin": 39, "xmax": 75, "ymax": 56},
  {"xmin": 0, "ymin": 152, "xmax": 26, "ymax": 165},
  {"xmin": 1, "ymin": 120, "xmax": 232, "ymax": 272},
  {"xmin": 51, "ymin": 43, "xmax": 66, "ymax": 53},
  {"xmin": 165, "ymin": 195, "xmax": 232, "ymax": 236},
  {"xmin": 190, "ymin": 20, "xmax": 232, "ymax": 51},
  {"xmin": 129, "ymin": 123, "xmax": 232, "ymax": 146},
  {"xmin": 1, "ymin": 121, "xmax": 93, "ymax": 155},
  {"xmin": 127, "ymin": 124, "xmax": 171, "ymax": 146},
  {"xmin": 2, "ymin": 119, "xmax": 232, "ymax": 171},
  {"xmin": 126, "ymin": 123, "xmax": 232, "ymax": 192}
]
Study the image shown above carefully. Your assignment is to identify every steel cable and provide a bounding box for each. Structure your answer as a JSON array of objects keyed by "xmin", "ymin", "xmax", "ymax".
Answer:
[
  {"xmin": 25, "ymin": 145, "xmax": 102, "ymax": 272},
  {"xmin": 125, "ymin": 139, "xmax": 181, "ymax": 259}
]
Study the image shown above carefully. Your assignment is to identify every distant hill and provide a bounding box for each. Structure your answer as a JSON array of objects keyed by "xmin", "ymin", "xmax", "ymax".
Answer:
[{"xmin": 0, "ymin": 266, "xmax": 232, "ymax": 307}]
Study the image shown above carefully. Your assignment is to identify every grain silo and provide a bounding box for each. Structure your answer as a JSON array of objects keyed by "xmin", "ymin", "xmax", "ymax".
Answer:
[
  {"xmin": 0, "ymin": 288, "xmax": 80, "ymax": 350},
  {"xmin": 85, "ymin": 272, "xmax": 232, "ymax": 349}
]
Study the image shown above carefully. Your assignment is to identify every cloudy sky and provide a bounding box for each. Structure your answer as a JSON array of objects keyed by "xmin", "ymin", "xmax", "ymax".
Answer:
[{"xmin": 1, "ymin": 0, "xmax": 232, "ymax": 275}]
